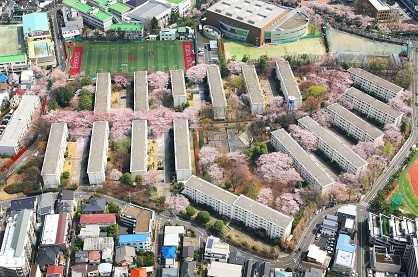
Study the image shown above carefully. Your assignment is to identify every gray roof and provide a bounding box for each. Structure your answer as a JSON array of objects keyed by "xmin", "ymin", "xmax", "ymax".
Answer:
[
  {"xmin": 180, "ymin": 261, "xmax": 196, "ymax": 277},
  {"xmin": 297, "ymin": 116, "xmax": 367, "ymax": 169},
  {"xmin": 162, "ymin": 267, "xmax": 179, "ymax": 277},
  {"xmin": 234, "ymin": 195, "xmax": 293, "ymax": 229},
  {"xmin": 207, "ymin": 0, "xmax": 287, "ymax": 28},
  {"xmin": 327, "ymin": 103, "xmax": 384, "ymax": 140},
  {"xmin": 134, "ymin": 71, "xmax": 148, "ymax": 111},
  {"xmin": 342, "ymin": 87, "xmax": 403, "ymax": 118},
  {"xmin": 115, "ymin": 246, "xmax": 135, "ymax": 264},
  {"xmin": 87, "ymin": 121, "xmax": 109, "ymax": 174},
  {"xmin": 127, "ymin": 0, "xmax": 171, "ymax": 21},
  {"xmin": 61, "ymin": 190, "xmax": 74, "ymax": 201},
  {"xmin": 83, "ymin": 197, "xmax": 107, "ymax": 213},
  {"xmin": 348, "ymin": 67, "xmax": 403, "ymax": 93},
  {"xmin": 94, "ymin": 72, "xmax": 111, "ymax": 113},
  {"xmin": 38, "ymin": 192, "xmax": 57, "ymax": 213},
  {"xmin": 207, "ymin": 65, "xmax": 227, "ymax": 109},
  {"xmin": 271, "ymin": 129, "xmax": 334, "ymax": 188},
  {"xmin": 184, "ymin": 175, "xmax": 238, "ymax": 205},
  {"xmin": 241, "ymin": 64, "xmax": 264, "ymax": 105},
  {"xmin": 41, "ymin": 122, "xmax": 68, "ymax": 176},
  {"xmin": 13, "ymin": 209, "xmax": 32, "ymax": 258},
  {"xmin": 173, "ymin": 118, "xmax": 192, "ymax": 171},
  {"xmin": 170, "ymin": 69, "xmax": 186, "ymax": 97},
  {"xmin": 275, "ymin": 60, "xmax": 301, "ymax": 102},
  {"xmin": 130, "ymin": 120, "xmax": 148, "ymax": 174}
]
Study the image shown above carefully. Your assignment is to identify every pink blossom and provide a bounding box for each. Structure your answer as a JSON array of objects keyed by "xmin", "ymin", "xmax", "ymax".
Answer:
[
  {"xmin": 228, "ymin": 61, "xmax": 246, "ymax": 75},
  {"xmin": 266, "ymin": 96, "xmax": 286, "ymax": 121},
  {"xmin": 256, "ymin": 152, "xmax": 302, "ymax": 185},
  {"xmin": 186, "ymin": 64, "xmax": 208, "ymax": 84},
  {"xmin": 166, "ymin": 195, "xmax": 190, "ymax": 213},
  {"xmin": 323, "ymin": 182, "xmax": 351, "ymax": 202},
  {"xmin": 389, "ymin": 90, "xmax": 412, "ymax": 116},
  {"xmin": 148, "ymin": 71, "xmax": 169, "ymax": 90},
  {"xmin": 311, "ymin": 110, "xmax": 331, "ymax": 127},
  {"xmin": 275, "ymin": 192, "xmax": 304, "ymax": 216},
  {"xmin": 144, "ymin": 170, "xmax": 164, "ymax": 186},
  {"xmin": 288, "ymin": 124, "xmax": 318, "ymax": 151},
  {"xmin": 384, "ymin": 124, "xmax": 403, "ymax": 147},
  {"xmin": 113, "ymin": 75, "xmax": 128, "ymax": 88},
  {"xmin": 339, "ymin": 172, "xmax": 360, "ymax": 186},
  {"xmin": 353, "ymin": 142, "xmax": 379, "ymax": 160},
  {"xmin": 51, "ymin": 68, "xmax": 67, "ymax": 90},
  {"xmin": 199, "ymin": 146, "xmax": 220, "ymax": 168},
  {"xmin": 256, "ymin": 187, "xmax": 273, "ymax": 206},
  {"xmin": 207, "ymin": 163, "xmax": 224, "ymax": 185}
]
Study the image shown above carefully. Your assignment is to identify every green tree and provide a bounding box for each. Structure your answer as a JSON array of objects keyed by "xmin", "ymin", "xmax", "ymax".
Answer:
[
  {"xmin": 219, "ymin": 57, "xmax": 230, "ymax": 78},
  {"xmin": 242, "ymin": 54, "xmax": 250, "ymax": 62},
  {"xmin": 169, "ymin": 10, "xmax": 180, "ymax": 24},
  {"xmin": 135, "ymin": 175, "xmax": 143, "ymax": 186},
  {"xmin": 245, "ymin": 142, "xmax": 268, "ymax": 164},
  {"xmin": 383, "ymin": 141, "xmax": 395, "ymax": 159},
  {"xmin": 107, "ymin": 201, "xmax": 120, "ymax": 214},
  {"xmin": 209, "ymin": 220, "xmax": 225, "ymax": 236},
  {"xmin": 178, "ymin": 16, "xmax": 198, "ymax": 29},
  {"xmin": 243, "ymin": 183, "xmax": 259, "ymax": 199},
  {"xmin": 150, "ymin": 17, "xmax": 160, "ymax": 34},
  {"xmin": 258, "ymin": 54, "xmax": 268, "ymax": 74},
  {"xmin": 48, "ymin": 98, "xmax": 59, "ymax": 111},
  {"xmin": 80, "ymin": 77, "xmax": 92, "ymax": 86},
  {"xmin": 138, "ymin": 251, "xmax": 154, "ymax": 267},
  {"xmin": 61, "ymin": 171, "xmax": 70, "ymax": 179},
  {"xmin": 107, "ymin": 224, "xmax": 119, "ymax": 238},
  {"xmin": 185, "ymin": 206, "xmax": 196, "ymax": 218},
  {"xmin": 170, "ymin": 181, "xmax": 184, "ymax": 194},
  {"xmin": 394, "ymin": 65, "xmax": 414, "ymax": 88},
  {"xmin": 306, "ymin": 84, "xmax": 327, "ymax": 99},
  {"xmin": 120, "ymin": 173, "xmax": 134, "ymax": 186},
  {"xmin": 196, "ymin": 211, "xmax": 210, "ymax": 224},
  {"xmin": 55, "ymin": 87, "xmax": 74, "ymax": 107},
  {"xmin": 78, "ymin": 89, "xmax": 93, "ymax": 111}
]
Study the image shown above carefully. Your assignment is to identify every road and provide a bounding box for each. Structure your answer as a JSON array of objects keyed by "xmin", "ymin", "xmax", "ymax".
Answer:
[{"xmin": 49, "ymin": 6, "xmax": 66, "ymax": 70}]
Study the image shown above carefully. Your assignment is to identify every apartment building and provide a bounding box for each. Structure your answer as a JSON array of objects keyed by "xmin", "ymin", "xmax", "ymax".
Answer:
[
  {"xmin": 182, "ymin": 175, "xmax": 293, "ymax": 239},
  {"xmin": 173, "ymin": 118, "xmax": 192, "ymax": 182},
  {"xmin": 204, "ymin": 236, "xmax": 230, "ymax": 262},
  {"xmin": 41, "ymin": 123, "xmax": 69, "ymax": 189},
  {"xmin": 270, "ymin": 129, "xmax": 335, "ymax": 192},
  {"xmin": 40, "ymin": 213, "xmax": 70, "ymax": 247},
  {"xmin": 275, "ymin": 60, "xmax": 302, "ymax": 110},
  {"xmin": 207, "ymin": 65, "xmax": 227, "ymax": 120},
  {"xmin": 133, "ymin": 71, "xmax": 148, "ymax": 111},
  {"xmin": 298, "ymin": 116, "xmax": 367, "ymax": 175},
  {"xmin": 94, "ymin": 72, "xmax": 111, "ymax": 113},
  {"xmin": 356, "ymin": 0, "xmax": 399, "ymax": 24},
  {"xmin": 87, "ymin": 121, "xmax": 109, "ymax": 185},
  {"xmin": 130, "ymin": 120, "xmax": 148, "ymax": 177},
  {"xmin": 0, "ymin": 95, "xmax": 40, "ymax": 156},
  {"xmin": 0, "ymin": 210, "xmax": 36, "ymax": 277},
  {"xmin": 170, "ymin": 69, "xmax": 187, "ymax": 107},
  {"xmin": 119, "ymin": 204, "xmax": 155, "ymax": 235},
  {"xmin": 327, "ymin": 103, "xmax": 384, "ymax": 144},
  {"xmin": 241, "ymin": 64, "xmax": 264, "ymax": 114},
  {"xmin": 340, "ymin": 87, "xmax": 403, "ymax": 127},
  {"xmin": 347, "ymin": 68, "xmax": 403, "ymax": 102}
]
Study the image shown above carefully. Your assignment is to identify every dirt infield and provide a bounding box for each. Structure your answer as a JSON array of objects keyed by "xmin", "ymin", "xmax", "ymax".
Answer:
[{"xmin": 408, "ymin": 159, "xmax": 418, "ymax": 197}]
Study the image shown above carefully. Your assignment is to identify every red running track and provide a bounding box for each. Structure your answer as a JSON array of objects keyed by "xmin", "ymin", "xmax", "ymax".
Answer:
[
  {"xmin": 69, "ymin": 46, "xmax": 83, "ymax": 77},
  {"xmin": 182, "ymin": 41, "xmax": 195, "ymax": 70},
  {"xmin": 408, "ymin": 159, "xmax": 418, "ymax": 197}
]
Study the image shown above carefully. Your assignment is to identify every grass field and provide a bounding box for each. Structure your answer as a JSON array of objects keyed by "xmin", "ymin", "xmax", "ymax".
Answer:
[
  {"xmin": 397, "ymin": 151, "xmax": 418, "ymax": 216},
  {"xmin": 79, "ymin": 40, "xmax": 185, "ymax": 76}
]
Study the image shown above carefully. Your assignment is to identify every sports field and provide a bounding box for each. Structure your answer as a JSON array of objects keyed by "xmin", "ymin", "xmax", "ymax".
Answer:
[{"xmin": 78, "ymin": 40, "xmax": 186, "ymax": 76}]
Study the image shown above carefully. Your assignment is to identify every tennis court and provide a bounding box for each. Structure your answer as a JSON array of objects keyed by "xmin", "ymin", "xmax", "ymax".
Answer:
[{"xmin": 77, "ymin": 40, "xmax": 186, "ymax": 76}]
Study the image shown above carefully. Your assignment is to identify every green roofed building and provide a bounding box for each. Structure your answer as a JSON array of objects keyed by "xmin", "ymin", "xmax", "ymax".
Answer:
[
  {"xmin": 87, "ymin": 0, "xmax": 131, "ymax": 17},
  {"xmin": 63, "ymin": 0, "xmax": 113, "ymax": 31}
]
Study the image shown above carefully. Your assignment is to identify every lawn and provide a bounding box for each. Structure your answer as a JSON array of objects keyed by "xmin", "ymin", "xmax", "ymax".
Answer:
[
  {"xmin": 79, "ymin": 40, "xmax": 185, "ymax": 76},
  {"xmin": 223, "ymin": 38, "xmax": 326, "ymax": 60},
  {"xmin": 397, "ymin": 151, "xmax": 418, "ymax": 216}
]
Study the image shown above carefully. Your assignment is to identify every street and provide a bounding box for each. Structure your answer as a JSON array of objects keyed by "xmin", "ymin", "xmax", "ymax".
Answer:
[{"xmin": 49, "ymin": 6, "xmax": 66, "ymax": 70}]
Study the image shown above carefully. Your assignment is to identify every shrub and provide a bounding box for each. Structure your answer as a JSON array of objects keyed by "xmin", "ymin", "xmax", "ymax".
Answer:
[
  {"xmin": 196, "ymin": 211, "xmax": 210, "ymax": 224},
  {"xmin": 120, "ymin": 173, "xmax": 134, "ymax": 186}
]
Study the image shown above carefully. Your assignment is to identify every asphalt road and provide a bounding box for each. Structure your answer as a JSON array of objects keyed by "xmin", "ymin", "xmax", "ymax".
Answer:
[{"xmin": 49, "ymin": 7, "xmax": 66, "ymax": 70}]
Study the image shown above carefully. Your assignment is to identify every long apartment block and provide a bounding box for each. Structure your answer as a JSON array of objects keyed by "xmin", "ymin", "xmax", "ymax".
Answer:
[
  {"xmin": 170, "ymin": 69, "xmax": 187, "ymax": 107},
  {"xmin": 134, "ymin": 71, "xmax": 149, "ymax": 111},
  {"xmin": 94, "ymin": 72, "xmax": 111, "ymax": 113},
  {"xmin": 298, "ymin": 116, "xmax": 367, "ymax": 175},
  {"xmin": 130, "ymin": 120, "xmax": 148, "ymax": 177},
  {"xmin": 173, "ymin": 118, "xmax": 192, "ymax": 181},
  {"xmin": 327, "ymin": 103, "xmax": 384, "ymax": 144},
  {"xmin": 241, "ymin": 64, "xmax": 264, "ymax": 114},
  {"xmin": 271, "ymin": 128, "xmax": 334, "ymax": 191},
  {"xmin": 41, "ymin": 123, "xmax": 69, "ymax": 189},
  {"xmin": 207, "ymin": 65, "xmax": 227, "ymax": 120},
  {"xmin": 182, "ymin": 175, "xmax": 293, "ymax": 239},
  {"xmin": 87, "ymin": 121, "xmax": 109, "ymax": 185},
  {"xmin": 275, "ymin": 60, "xmax": 302, "ymax": 109},
  {"xmin": 347, "ymin": 67, "xmax": 403, "ymax": 102},
  {"xmin": 340, "ymin": 87, "xmax": 403, "ymax": 127}
]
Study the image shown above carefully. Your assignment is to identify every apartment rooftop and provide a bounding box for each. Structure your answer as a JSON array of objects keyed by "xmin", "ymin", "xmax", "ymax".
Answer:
[
  {"xmin": 271, "ymin": 129, "xmax": 334, "ymax": 189},
  {"xmin": 207, "ymin": 0, "xmax": 287, "ymax": 28},
  {"xmin": 275, "ymin": 59, "xmax": 301, "ymax": 101},
  {"xmin": 130, "ymin": 120, "xmax": 148, "ymax": 174},
  {"xmin": 94, "ymin": 72, "xmax": 111, "ymax": 112},
  {"xmin": 184, "ymin": 175, "xmax": 238, "ymax": 205},
  {"xmin": 40, "ymin": 213, "xmax": 69, "ymax": 245},
  {"xmin": 87, "ymin": 121, "xmax": 109, "ymax": 174},
  {"xmin": 127, "ymin": 0, "xmax": 171, "ymax": 21},
  {"xmin": 173, "ymin": 118, "xmax": 192, "ymax": 171},
  {"xmin": 298, "ymin": 116, "xmax": 367, "ymax": 169},
  {"xmin": 207, "ymin": 65, "xmax": 227, "ymax": 109},
  {"xmin": 348, "ymin": 67, "xmax": 403, "ymax": 93},
  {"xmin": 234, "ymin": 195, "xmax": 293, "ymax": 228},
  {"xmin": 241, "ymin": 64, "xmax": 264, "ymax": 106},
  {"xmin": 327, "ymin": 103, "xmax": 384, "ymax": 140},
  {"xmin": 368, "ymin": 0, "xmax": 390, "ymax": 11},
  {"xmin": 343, "ymin": 87, "xmax": 402, "ymax": 118},
  {"xmin": 121, "ymin": 204, "xmax": 153, "ymax": 233},
  {"xmin": 207, "ymin": 261, "xmax": 242, "ymax": 277},
  {"xmin": 41, "ymin": 123, "xmax": 67, "ymax": 176},
  {"xmin": 170, "ymin": 69, "xmax": 186, "ymax": 97},
  {"xmin": 133, "ymin": 71, "xmax": 148, "ymax": 111}
]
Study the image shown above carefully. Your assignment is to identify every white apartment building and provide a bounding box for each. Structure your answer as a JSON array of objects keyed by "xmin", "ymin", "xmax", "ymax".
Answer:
[
  {"xmin": 94, "ymin": 72, "xmax": 111, "ymax": 113},
  {"xmin": 347, "ymin": 67, "xmax": 403, "ymax": 102},
  {"xmin": 241, "ymin": 64, "xmax": 264, "ymax": 114},
  {"xmin": 173, "ymin": 118, "xmax": 192, "ymax": 181},
  {"xmin": 0, "ymin": 209, "xmax": 36, "ymax": 277},
  {"xmin": 204, "ymin": 236, "xmax": 230, "ymax": 262},
  {"xmin": 0, "ymin": 95, "xmax": 40, "ymax": 156},
  {"xmin": 182, "ymin": 175, "xmax": 293, "ymax": 239},
  {"xmin": 275, "ymin": 59, "xmax": 302, "ymax": 110},
  {"xmin": 159, "ymin": 28, "xmax": 177, "ymax": 40},
  {"xmin": 340, "ymin": 87, "xmax": 403, "ymax": 127},
  {"xmin": 130, "ymin": 120, "xmax": 148, "ymax": 177},
  {"xmin": 298, "ymin": 116, "xmax": 368, "ymax": 175},
  {"xmin": 41, "ymin": 123, "xmax": 69, "ymax": 189},
  {"xmin": 167, "ymin": 0, "xmax": 193, "ymax": 16},
  {"xmin": 87, "ymin": 121, "xmax": 109, "ymax": 185},
  {"xmin": 271, "ymin": 129, "xmax": 335, "ymax": 192},
  {"xmin": 207, "ymin": 65, "xmax": 227, "ymax": 120},
  {"xmin": 40, "ymin": 213, "xmax": 70, "ymax": 247},
  {"xmin": 327, "ymin": 103, "xmax": 384, "ymax": 144},
  {"xmin": 134, "ymin": 71, "xmax": 149, "ymax": 111},
  {"xmin": 170, "ymin": 69, "xmax": 187, "ymax": 107}
]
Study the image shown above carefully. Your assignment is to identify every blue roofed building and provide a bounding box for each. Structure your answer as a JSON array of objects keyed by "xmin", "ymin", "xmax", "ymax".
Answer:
[
  {"xmin": 162, "ymin": 246, "xmax": 176, "ymax": 259},
  {"xmin": 22, "ymin": 12, "xmax": 50, "ymax": 36},
  {"xmin": 332, "ymin": 234, "xmax": 356, "ymax": 275},
  {"xmin": 118, "ymin": 234, "xmax": 151, "ymax": 251}
]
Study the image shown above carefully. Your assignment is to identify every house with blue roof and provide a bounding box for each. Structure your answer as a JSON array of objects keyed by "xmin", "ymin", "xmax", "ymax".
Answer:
[
  {"xmin": 22, "ymin": 13, "xmax": 50, "ymax": 36},
  {"xmin": 118, "ymin": 234, "xmax": 151, "ymax": 251},
  {"xmin": 332, "ymin": 234, "xmax": 356, "ymax": 275}
]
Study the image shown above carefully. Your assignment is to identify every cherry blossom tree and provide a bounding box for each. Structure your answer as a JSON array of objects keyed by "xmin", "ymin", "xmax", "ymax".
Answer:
[
  {"xmin": 288, "ymin": 124, "xmax": 318, "ymax": 151},
  {"xmin": 275, "ymin": 192, "xmax": 304, "ymax": 216},
  {"xmin": 384, "ymin": 124, "xmax": 403, "ymax": 147},
  {"xmin": 228, "ymin": 61, "xmax": 246, "ymax": 75},
  {"xmin": 323, "ymin": 182, "xmax": 351, "ymax": 202},
  {"xmin": 144, "ymin": 170, "xmax": 164, "ymax": 186},
  {"xmin": 256, "ymin": 152, "xmax": 302, "ymax": 186},
  {"xmin": 311, "ymin": 110, "xmax": 331, "ymax": 127},
  {"xmin": 339, "ymin": 172, "xmax": 361, "ymax": 186},
  {"xmin": 207, "ymin": 163, "xmax": 224, "ymax": 185},
  {"xmin": 113, "ymin": 75, "xmax": 128, "ymax": 88},
  {"xmin": 166, "ymin": 195, "xmax": 190, "ymax": 213},
  {"xmin": 389, "ymin": 90, "xmax": 412, "ymax": 116},
  {"xmin": 199, "ymin": 146, "xmax": 220, "ymax": 169},
  {"xmin": 148, "ymin": 71, "xmax": 169, "ymax": 90},
  {"xmin": 51, "ymin": 68, "xmax": 67, "ymax": 90},
  {"xmin": 186, "ymin": 64, "xmax": 208, "ymax": 84},
  {"xmin": 257, "ymin": 187, "xmax": 273, "ymax": 206},
  {"xmin": 31, "ymin": 65, "xmax": 46, "ymax": 78},
  {"xmin": 266, "ymin": 96, "xmax": 286, "ymax": 121},
  {"xmin": 352, "ymin": 141, "xmax": 379, "ymax": 159},
  {"xmin": 31, "ymin": 79, "xmax": 48, "ymax": 96}
]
